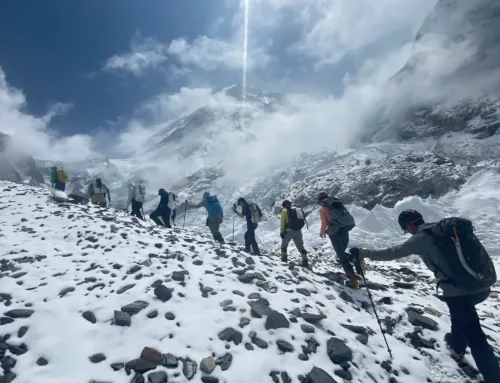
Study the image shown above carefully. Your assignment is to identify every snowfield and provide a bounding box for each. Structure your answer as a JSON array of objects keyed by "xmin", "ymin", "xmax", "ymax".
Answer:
[{"xmin": 0, "ymin": 180, "xmax": 499, "ymax": 383}]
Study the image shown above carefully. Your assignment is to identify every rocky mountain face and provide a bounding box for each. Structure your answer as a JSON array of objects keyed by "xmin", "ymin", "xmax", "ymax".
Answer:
[
  {"xmin": 413, "ymin": 0, "xmax": 500, "ymax": 77},
  {"xmin": 0, "ymin": 133, "xmax": 44, "ymax": 185},
  {"xmin": 1, "ymin": 181, "xmax": 499, "ymax": 383},
  {"xmin": 280, "ymin": 151, "xmax": 468, "ymax": 210},
  {"xmin": 372, "ymin": 0, "xmax": 500, "ymax": 142},
  {"xmin": 289, "ymin": 0, "xmax": 500, "ymax": 210}
]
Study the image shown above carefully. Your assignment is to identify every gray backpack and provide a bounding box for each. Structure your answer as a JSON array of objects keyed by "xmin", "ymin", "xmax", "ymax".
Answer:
[
  {"xmin": 423, "ymin": 217, "xmax": 497, "ymax": 291},
  {"xmin": 323, "ymin": 197, "xmax": 355, "ymax": 236}
]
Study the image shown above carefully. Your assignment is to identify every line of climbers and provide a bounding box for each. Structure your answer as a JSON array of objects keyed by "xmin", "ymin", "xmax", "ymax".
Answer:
[
  {"xmin": 127, "ymin": 183, "xmax": 179, "ymax": 227},
  {"xmin": 275, "ymin": 193, "xmax": 365, "ymax": 280},
  {"xmin": 274, "ymin": 192, "xmax": 499, "ymax": 382},
  {"xmin": 125, "ymin": 188, "xmax": 263, "ymax": 257},
  {"xmin": 51, "ymin": 166, "xmax": 111, "ymax": 207},
  {"xmin": 50, "ymin": 168, "xmax": 500, "ymax": 381}
]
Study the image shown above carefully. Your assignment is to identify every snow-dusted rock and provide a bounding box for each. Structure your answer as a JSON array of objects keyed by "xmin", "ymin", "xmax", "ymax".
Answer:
[{"xmin": 281, "ymin": 152, "xmax": 468, "ymax": 209}]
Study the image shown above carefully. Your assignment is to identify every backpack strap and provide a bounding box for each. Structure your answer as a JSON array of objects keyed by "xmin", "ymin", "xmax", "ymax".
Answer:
[{"xmin": 421, "ymin": 229, "xmax": 458, "ymax": 292}]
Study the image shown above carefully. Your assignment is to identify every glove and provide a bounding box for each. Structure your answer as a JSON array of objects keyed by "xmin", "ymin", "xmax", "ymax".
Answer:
[{"xmin": 280, "ymin": 233, "xmax": 285, "ymax": 239}]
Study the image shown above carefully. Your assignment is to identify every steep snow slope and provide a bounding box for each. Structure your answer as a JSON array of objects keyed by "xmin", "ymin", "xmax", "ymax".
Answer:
[{"xmin": 0, "ymin": 182, "xmax": 499, "ymax": 383}]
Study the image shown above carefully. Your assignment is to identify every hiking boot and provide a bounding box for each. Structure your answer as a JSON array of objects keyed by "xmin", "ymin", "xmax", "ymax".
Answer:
[
  {"xmin": 281, "ymin": 252, "xmax": 288, "ymax": 263},
  {"xmin": 346, "ymin": 278, "xmax": 359, "ymax": 290},
  {"xmin": 301, "ymin": 259, "xmax": 309, "ymax": 268},
  {"xmin": 445, "ymin": 333, "xmax": 465, "ymax": 359}
]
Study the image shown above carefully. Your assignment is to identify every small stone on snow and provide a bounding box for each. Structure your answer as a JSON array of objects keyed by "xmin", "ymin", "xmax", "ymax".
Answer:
[
  {"xmin": 114, "ymin": 310, "xmax": 131, "ymax": 327},
  {"xmin": 265, "ymin": 310, "xmax": 290, "ymax": 330},
  {"xmin": 82, "ymin": 310, "xmax": 97, "ymax": 324},
  {"xmin": 327, "ymin": 337, "xmax": 353, "ymax": 364},
  {"xmin": 89, "ymin": 353, "xmax": 106, "ymax": 363},
  {"xmin": 4, "ymin": 309, "xmax": 34, "ymax": 319},
  {"xmin": 200, "ymin": 356, "xmax": 216, "ymax": 374}
]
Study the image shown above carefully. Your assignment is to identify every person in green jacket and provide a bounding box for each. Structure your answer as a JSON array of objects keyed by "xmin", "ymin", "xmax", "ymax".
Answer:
[
  {"xmin": 280, "ymin": 200, "xmax": 309, "ymax": 268},
  {"xmin": 50, "ymin": 166, "xmax": 66, "ymax": 191}
]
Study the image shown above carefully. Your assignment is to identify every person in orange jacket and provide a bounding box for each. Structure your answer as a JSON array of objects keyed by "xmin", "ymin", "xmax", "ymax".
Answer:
[{"xmin": 318, "ymin": 192, "xmax": 364, "ymax": 289}]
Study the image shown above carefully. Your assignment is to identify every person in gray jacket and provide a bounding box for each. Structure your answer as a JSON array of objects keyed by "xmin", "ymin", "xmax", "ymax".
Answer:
[
  {"xmin": 186, "ymin": 192, "xmax": 224, "ymax": 243},
  {"xmin": 349, "ymin": 209, "xmax": 499, "ymax": 383}
]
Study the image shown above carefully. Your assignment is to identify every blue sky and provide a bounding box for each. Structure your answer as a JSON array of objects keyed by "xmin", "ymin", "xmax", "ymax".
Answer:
[
  {"xmin": 0, "ymin": 0, "xmax": 439, "ymax": 160},
  {"xmin": 0, "ymin": 0, "xmax": 228, "ymax": 135}
]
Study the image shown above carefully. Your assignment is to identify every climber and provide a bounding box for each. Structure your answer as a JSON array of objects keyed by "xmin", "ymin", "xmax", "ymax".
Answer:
[
  {"xmin": 68, "ymin": 175, "xmax": 87, "ymax": 204},
  {"xmin": 233, "ymin": 197, "xmax": 261, "ymax": 255},
  {"xmin": 88, "ymin": 178, "xmax": 110, "ymax": 208},
  {"xmin": 150, "ymin": 188, "xmax": 172, "ymax": 228},
  {"xmin": 318, "ymin": 192, "xmax": 362, "ymax": 289},
  {"xmin": 50, "ymin": 166, "xmax": 68, "ymax": 192},
  {"xmin": 128, "ymin": 182, "xmax": 145, "ymax": 220},
  {"xmin": 186, "ymin": 192, "xmax": 224, "ymax": 243},
  {"xmin": 280, "ymin": 199, "xmax": 309, "ymax": 268},
  {"xmin": 168, "ymin": 192, "xmax": 179, "ymax": 226},
  {"xmin": 349, "ymin": 210, "xmax": 499, "ymax": 383}
]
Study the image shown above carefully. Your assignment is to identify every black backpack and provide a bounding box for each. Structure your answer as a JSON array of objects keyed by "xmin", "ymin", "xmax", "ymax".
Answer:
[
  {"xmin": 423, "ymin": 217, "xmax": 497, "ymax": 290},
  {"xmin": 289, "ymin": 208, "xmax": 306, "ymax": 231},
  {"xmin": 324, "ymin": 197, "xmax": 355, "ymax": 235}
]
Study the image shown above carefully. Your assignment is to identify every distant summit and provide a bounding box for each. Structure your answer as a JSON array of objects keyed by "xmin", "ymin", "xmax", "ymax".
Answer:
[{"xmin": 222, "ymin": 83, "xmax": 284, "ymax": 105}]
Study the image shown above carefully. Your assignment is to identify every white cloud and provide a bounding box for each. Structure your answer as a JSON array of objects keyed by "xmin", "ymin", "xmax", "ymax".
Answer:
[
  {"xmin": 167, "ymin": 36, "xmax": 271, "ymax": 71},
  {"xmin": 111, "ymin": 7, "xmax": 492, "ymax": 189},
  {"xmin": 42, "ymin": 102, "xmax": 74, "ymax": 124},
  {"xmin": 241, "ymin": 0, "xmax": 437, "ymax": 68},
  {"xmin": 103, "ymin": 37, "xmax": 169, "ymax": 76},
  {"xmin": 115, "ymin": 86, "xmax": 243, "ymax": 157},
  {"xmin": 103, "ymin": 33, "xmax": 272, "ymax": 78},
  {"xmin": 0, "ymin": 67, "xmax": 94, "ymax": 162}
]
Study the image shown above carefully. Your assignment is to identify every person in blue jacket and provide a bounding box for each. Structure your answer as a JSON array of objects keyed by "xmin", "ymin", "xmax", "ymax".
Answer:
[{"xmin": 150, "ymin": 188, "xmax": 172, "ymax": 228}]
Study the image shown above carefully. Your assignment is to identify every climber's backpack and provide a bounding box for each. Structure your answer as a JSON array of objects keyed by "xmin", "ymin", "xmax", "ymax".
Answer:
[
  {"xmin": 422, "ymin": 217, "xmax": 497, "ymax": 291},
  {"xmin": 206, "ymin": 195, "xmax": 223, "ymax": 217},
  {"xmin": 248, "ymin": 202, "xmax": 263, "ymax": 224},
  {"xmin": 57, "ymin": 169, "xmax": 69, "ymax": 183},
  {"xmin": 289, "ymin": 207, "xmax": 306, "ymax": 230},
  {"xmin": 324, "ymin": 197, "xmax": 355, "ymax": 235},
  {"xmin": 135, "ymin": 184, "xmax": 146, "ymax": 203},
  {"xmin": 168, "ymin": 192, "xmax": 179, "ymax": 210}
]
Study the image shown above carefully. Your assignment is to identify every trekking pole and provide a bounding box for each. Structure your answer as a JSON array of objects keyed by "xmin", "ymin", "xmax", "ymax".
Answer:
[
  {"xmin": 232, "ymin": 205, "xmax": 236, "ymax": 242},
  {"xmin": 182, "ymin": 200, "xmax": 187, "ymax": 229},
  {"xmin": 358, "ymin": 264, "xmax": 393, "ymax": 358}
]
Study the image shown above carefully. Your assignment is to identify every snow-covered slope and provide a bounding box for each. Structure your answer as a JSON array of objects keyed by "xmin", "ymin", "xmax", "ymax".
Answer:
[{"xmin": 1, "ymin": 181, "xmax": 499, "ymax": 383}]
